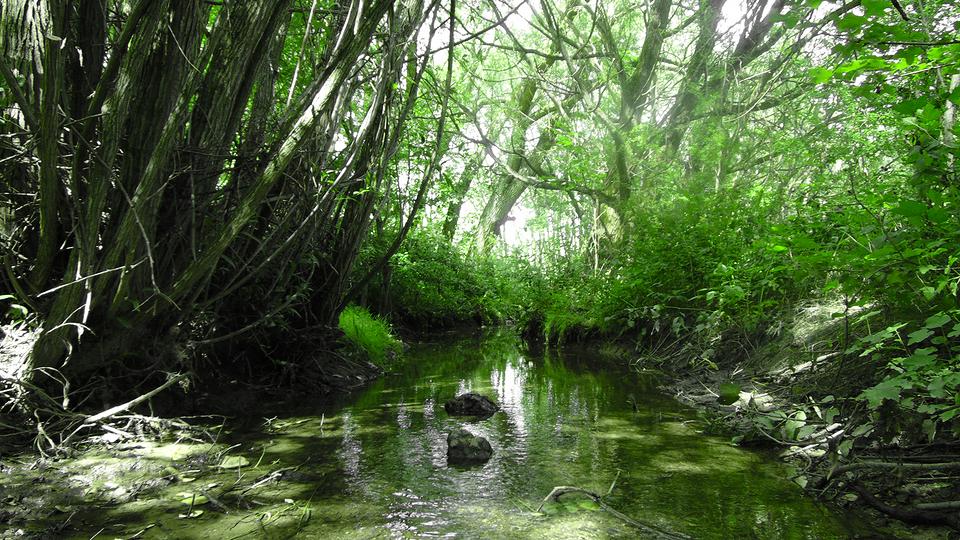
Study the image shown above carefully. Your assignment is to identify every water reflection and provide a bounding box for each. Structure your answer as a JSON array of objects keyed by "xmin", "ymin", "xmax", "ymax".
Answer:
[{"xmin": 246, "ymin": 330, "xmax": 862, "ymax": 539}]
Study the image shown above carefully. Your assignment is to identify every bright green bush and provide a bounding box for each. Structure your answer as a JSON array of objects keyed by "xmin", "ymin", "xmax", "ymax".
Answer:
[{"xmin": 338, "ymin": 305, "xmax": 402, "ymax": 364}]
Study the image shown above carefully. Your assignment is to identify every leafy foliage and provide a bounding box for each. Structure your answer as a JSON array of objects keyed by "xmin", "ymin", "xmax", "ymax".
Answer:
[{"xmin": 355, "ymin": 227, "xmax": 540, "ymax": 327}]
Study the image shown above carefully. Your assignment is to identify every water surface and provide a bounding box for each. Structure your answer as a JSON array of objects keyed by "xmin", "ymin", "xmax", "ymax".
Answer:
[
  {"xmin": 6, "ymin": 331, "xmax": 867, "ymax": 539},
  {"xmin": 222, "ymin": 330, "xmax": 862, "ymax": 539}
]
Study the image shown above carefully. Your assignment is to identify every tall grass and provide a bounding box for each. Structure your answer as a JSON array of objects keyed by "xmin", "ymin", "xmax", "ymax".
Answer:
[{"xmin": 338, "ymin": 305, "xmax": 401, "ymax": 364}]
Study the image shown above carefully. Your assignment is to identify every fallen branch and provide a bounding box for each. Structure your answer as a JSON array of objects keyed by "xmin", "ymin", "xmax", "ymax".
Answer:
[
  {"xmin": 537, "ymin": 475, "xmax": 689, "ymax": 539},
  {"xmin": 833, "ymin": 460, "xmax": 960, "ymax": 473},
  {"xmin": 83, "ymin": 373, "xmax": 188, "ymax": 425},
  {"xmin": 915, "ymin": 500, "xmax": 960, "ymax": 511},
  {"xmin": 815, "ymin": 459, "xmax": 960, "ymax": 490},
  {"xmin": 59, "ymin": 373, "xmax": 189, "ymax": 448}
]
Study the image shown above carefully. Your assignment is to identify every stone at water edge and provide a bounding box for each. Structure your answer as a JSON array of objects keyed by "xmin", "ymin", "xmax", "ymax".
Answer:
[
  {"xmin": 446, "ymin": 428, "xmax": 493, "ymax": 463},
  {"xmin": 443, "ymin": 393, "xmax": 499, "ymax": 418}
]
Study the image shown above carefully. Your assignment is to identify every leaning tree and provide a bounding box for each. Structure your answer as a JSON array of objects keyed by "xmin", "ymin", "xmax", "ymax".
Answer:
[{"xmin": 0, "ymin": 0, "xmax": 452, "ymax": 410}]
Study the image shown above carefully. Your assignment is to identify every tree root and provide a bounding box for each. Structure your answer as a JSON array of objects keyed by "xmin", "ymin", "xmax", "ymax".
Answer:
[
  {"xmin": 850, "ymin": 483, "xmax": 960, "ymax": 531},
  {"xmin": 815, "ymin": 459, "xmax": 960, "ymax": 490}
]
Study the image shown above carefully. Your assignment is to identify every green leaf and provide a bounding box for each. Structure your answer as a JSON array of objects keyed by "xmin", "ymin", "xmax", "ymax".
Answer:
[
  {"xmin": 894, "ymin": 98, "xmax": 928, "ymax": 115},
  {"xmin": 947, "ymin": 322, "xmax": 960, "ymax": 338},
  {"xmin": 796, "ymin": 425, "xmax": 819, "ymax": 441},
  {"xmin": 892, "ymin": 200, "xmax": 927, "ymax": 218},
  {"xmin": 918, "ymin": 104, "xmax": 943, "ymax": 124},
  {"xmin": 862, "ymin": 0, "xmax": 887, "ymax": 16},
  {"xmin": 576, "ymin": 500, "xmax": 600, "ymax": 511},
  {"xmin": 907, "ymin": 328, "xmax": 933, "ymax": 345},
  {"xmin": 924, "ymin": 313, "xmax": 951, "ymax": 330},
  {"xmin": 217, "ymin": 455, "xmax": 250, "ymax": 469},
  {"xmin": 928, "ymin": 377, "xmax": 948, "ymax": 398},
  {"xmin": 939, "ymin": 408, "xmax": 960, "ymax": 421},
  {"xmin": 809, "ymin": 67, "xmax": 833, "ymax": 84},
  {"xmin": 784, "ymin": 419, "xmax": 803, "ymax": 440},
  {"xmin": 718, "ymin": 383, "xmax": 741, "ymax": 405},
  {"xmin": 928, "ymin": 208, "xmax": 949, "ymax": 223},
  {"xmin": 836, "ymin": 14, "xmax": 868, "ymax": 31},
  {"xmin": 838, "ymin": 439, "xmax": 854, "ymax": 456},
  {"xmin": 851, "ymin": 423, "xmax": 875, "ymax": 437},
  {"xmin": 861, "ymin": 379, "xmax": 904, "ymax": 408},
  {"xmin": 922, "ymin": 419, "xmax": 937, "ymax": 442},
  {"xmin": 177, "ymin": 492, "xmax": 210, "ymax": 506},
  {"xmin": 949, "ymin": 86, "xmax": 960, "ymax": 107},
  {"xmin": 901, "ymin": 348, "xmax": 936, "ymax": 370}
]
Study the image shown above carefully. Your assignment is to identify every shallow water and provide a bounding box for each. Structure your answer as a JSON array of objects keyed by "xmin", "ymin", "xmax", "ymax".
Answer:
[
  {"xmin": 223, "ymin": 330, "xmax": 863, "ymax": 539},
  {"xmin": 3, "ymin": 331, "xmax": 868, "ymax": 539}
]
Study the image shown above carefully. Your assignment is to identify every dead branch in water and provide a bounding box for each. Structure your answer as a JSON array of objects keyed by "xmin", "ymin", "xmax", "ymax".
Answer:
[{"xmin": 537, "ymin": 471, "xmax": 690, "ymax": 539}]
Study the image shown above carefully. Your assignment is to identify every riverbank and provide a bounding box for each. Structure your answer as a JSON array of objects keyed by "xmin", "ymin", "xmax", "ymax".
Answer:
[{"xmin": 643, "ymin": 303, "xmax": 960, "ymax": 539}]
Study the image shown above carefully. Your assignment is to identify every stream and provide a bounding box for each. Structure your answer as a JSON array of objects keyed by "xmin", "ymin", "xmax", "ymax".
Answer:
[{"xmin": 1, "ymin": 331, "xmax": 870, "ymax": 539}]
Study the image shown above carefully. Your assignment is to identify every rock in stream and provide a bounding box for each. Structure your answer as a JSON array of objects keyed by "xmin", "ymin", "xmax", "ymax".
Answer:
[
  {"xmin": 443, "ymin": 393, "xmax": 499, "ymax": 418},
  {"xmin": 446, "ymin": 428, "xmax": 493, "ymax": 463}
]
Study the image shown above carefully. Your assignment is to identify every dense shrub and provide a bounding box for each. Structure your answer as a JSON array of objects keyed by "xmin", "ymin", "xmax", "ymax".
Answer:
[{"xmin": 356, "ymin": 228, "xmax": 539, "ymax": 327}]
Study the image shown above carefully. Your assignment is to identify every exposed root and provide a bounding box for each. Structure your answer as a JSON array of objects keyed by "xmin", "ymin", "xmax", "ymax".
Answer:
[{"xmin": 851, "ymin": 483, "xmax": 960, "ymax": 531}]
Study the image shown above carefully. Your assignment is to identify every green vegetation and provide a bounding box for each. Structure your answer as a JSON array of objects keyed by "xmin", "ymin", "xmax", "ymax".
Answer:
[
  {"xmin": 2, "ymin": 0, "xmax": 960, "ymax": 533},
  {"xmin": 337, "ymin": 305, "xmax": 401, "ymax": 364},
  {"xmin": 357, "ymin": 227, "xmax": 542, "ymax": 326}
]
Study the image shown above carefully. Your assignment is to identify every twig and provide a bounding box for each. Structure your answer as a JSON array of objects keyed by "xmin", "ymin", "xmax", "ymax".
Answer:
[
  {"xmin": 537, "ymin": 483, "xmax": 689, "ymax": 539},
  {"xmin": 605, "ymin": 469, "xmax": 621, "ymax": 497},
  {"xmin": 891, "ymin": 0, "xmax": 909, "ymax": 21},
  {"xmin": 83, "ymin": 373, "xmax": 187, "ymax": 425},
  {"xmin": 201, "ymin": 489, "xmax": 229, "ymax": 513}
]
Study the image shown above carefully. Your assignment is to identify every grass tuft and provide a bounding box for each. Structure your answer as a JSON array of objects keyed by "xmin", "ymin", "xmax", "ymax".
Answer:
[{"xmin": 338, "ymin": 305, "xmax": 401, "ymax": 364}]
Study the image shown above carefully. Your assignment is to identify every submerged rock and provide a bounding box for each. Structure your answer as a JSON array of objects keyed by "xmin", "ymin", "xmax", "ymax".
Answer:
[
  {"xmin": 447, "ymin": 428, "xmax": 493, "ymax": 463},
  {"xmin": 444, "ymin": 393, "xmax": 499, "ymax": 418}
]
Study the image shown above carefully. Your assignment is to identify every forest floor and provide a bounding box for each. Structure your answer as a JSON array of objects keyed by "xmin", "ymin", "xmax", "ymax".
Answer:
[{"xmin": 655, "ymin": 303, "xmax": 959, "ymax": 539}]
